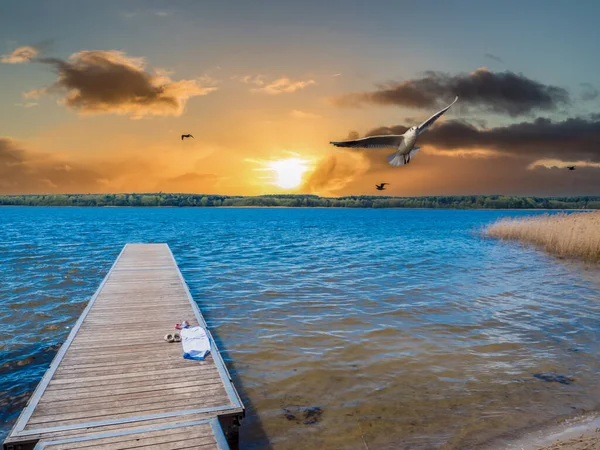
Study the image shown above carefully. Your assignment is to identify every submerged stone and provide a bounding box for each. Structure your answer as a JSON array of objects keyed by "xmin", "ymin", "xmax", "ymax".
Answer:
[
  {"xmin": 282, "ymin": 406, "xmax": 323, "ymax": 425},
  {"xmin": 533, "ymin": 373, "xmax": 574, "ymax": 385},
  {"xmin": 282, "ymin": 408, "xmax": 297, "ymax": 421},
  {"xmin": 303, "ymin": 406, "xmax": 323, "ymax": 425}
]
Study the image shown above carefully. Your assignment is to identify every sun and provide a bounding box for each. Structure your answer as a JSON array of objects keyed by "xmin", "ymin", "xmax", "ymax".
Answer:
[{"xmin": 266, "ymin": 158, "xmax": 310, "ymax": 189}]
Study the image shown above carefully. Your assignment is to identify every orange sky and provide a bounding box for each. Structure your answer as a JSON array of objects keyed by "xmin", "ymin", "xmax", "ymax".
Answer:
[{"xmin": 1, "ymin": 2, "xmax": 600, "ymax": 197}]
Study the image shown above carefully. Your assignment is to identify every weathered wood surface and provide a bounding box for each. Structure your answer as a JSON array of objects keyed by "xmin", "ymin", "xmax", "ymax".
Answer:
[
  {"xmin": 33, "ymin": 418, "xmax": 229, "ymax": 450},
  {"xmin": 4, "ymin": 244, "xmax": 243, "ymax": 450}
]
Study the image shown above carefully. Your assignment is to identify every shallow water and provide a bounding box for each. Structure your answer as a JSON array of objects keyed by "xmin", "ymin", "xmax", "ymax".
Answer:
[{"xmin": 1, "ymin": 207, "xmax": 600, "ymax": 449}]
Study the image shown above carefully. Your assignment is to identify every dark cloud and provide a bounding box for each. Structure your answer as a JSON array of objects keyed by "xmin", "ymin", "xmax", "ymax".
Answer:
[
  {"xmin": 403, "ymin": 117, "xmax": 419, "ymax": 126},
  {"xmin": 580, "ymin": 83, "xmax": 599, "ymax": 102},
  {"xmin": 332, "ymin": 68, "xmax": 570, "ymax": 117},
  {"xmin": 484, "ymin": 53, "xmax": 504, "ymax": 64},
  {"xmin": 315, "ymin": 143, "xmax": 600, "ymax": 196},
  {"xmin": 414, "ymin": 117, "xmax": 600, "ymax": 162},
  {"xmin": 363, "ymin": 118, "xmax": 487, "ymax": 138},
  {"xmin": 333, "ymin": 116, "xmax": 600, "ymax": 193},
  {"xmin": 389, "ymin": 154, "xmax": 600, "ymax": 196},
  {"xmin": 34, "ymin": 50, "xmax": 216, "ymax": 118},
  {"xmin": 364, "ymin": 124, "xmax": 408, "ymax": 137},
  {"xmin": 350, "ymin": 116, "xmax": 600, "ymax": 173},
  {"xmin": 328, "ymin": 142, "xmax": 600, "ymax": 197},
  {"xmin": 0, "ymin": 138, "xmax": 107, "ymax": 194}
]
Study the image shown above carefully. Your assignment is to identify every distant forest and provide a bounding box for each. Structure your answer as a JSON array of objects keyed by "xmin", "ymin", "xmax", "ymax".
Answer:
[{"xmin": 1, "ymin": 194, "xmax": 600, "ymax": 209}]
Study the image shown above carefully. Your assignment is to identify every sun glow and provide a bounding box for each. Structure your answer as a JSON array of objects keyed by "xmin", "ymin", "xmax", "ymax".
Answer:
[{"xmin": 266, "ymin": 158, "xmax": 310, "ymax": 189}]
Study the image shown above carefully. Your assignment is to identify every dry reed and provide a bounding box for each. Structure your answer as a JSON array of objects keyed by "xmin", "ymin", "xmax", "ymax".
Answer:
[{"xmin": 486, "ymin": 211, "xmax": 600, "ymax": 262}]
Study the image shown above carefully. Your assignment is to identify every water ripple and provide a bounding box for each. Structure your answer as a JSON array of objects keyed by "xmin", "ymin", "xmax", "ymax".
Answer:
[{"xmin": 1, "ymin": 207, "xmax": 600, "ymax": 449}]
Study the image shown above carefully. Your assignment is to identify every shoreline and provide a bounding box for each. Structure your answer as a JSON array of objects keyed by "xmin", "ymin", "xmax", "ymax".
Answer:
[
  {"xmin": 0, "ymin": 205, "xmax": 595, "ymax": 211},
  {"xmin": 1, "ymin": 194, "xmax": 598, "ymax": 210},
  {"xmin": 486, "ymin": 413, "xmax": 600, "ymax": 450}
]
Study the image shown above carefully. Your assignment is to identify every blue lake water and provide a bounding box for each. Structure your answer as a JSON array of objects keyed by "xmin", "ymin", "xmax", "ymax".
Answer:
[{"xmin": 1, "ymin": 207, "xmax": 600, "ymax": 449}]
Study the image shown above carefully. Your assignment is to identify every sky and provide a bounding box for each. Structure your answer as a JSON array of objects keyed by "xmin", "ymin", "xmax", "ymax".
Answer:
[{"xmin": 1, "ymin": 0, "xmax": 600, "ymax": 197}]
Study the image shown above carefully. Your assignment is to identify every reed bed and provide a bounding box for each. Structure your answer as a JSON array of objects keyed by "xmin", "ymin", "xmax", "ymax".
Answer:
[{"xmin": 486, "ymin": 212, "xmax": 600, "ymax": 262}]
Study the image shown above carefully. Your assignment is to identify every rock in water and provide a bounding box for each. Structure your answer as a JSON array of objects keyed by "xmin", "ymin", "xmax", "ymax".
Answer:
[
  {"xmin": 533, "ymin": 373, "xmax": 574, "ymax": 385},
  {"xmin": 303, "ymin": 406, "xmax": 323, "ymax": 425},
  {"xmin": 282, "ymin": 408, "xmax": 297, "ymax": 421}
]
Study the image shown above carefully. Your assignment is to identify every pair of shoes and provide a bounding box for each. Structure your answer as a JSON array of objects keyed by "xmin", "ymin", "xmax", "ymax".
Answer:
[
  {"xmin": 164, "ymin": 332, "xmax": 181, "ymax": 343},
  {"xmin": 175, "ymin": 320, "xmax": 189, "ymax": 330}
]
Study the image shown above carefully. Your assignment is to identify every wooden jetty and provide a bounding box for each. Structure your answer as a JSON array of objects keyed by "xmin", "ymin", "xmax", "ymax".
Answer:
[{"xmin": 4, "ymin": 244, "xmax": 244, "ymax": 450}]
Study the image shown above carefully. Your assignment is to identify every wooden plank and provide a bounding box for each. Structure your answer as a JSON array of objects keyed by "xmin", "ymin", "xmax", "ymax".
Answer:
[
  {"xmin": 4, "ymin": 243, "xmax": 243, "ymax": 449},
  {"xmin": 7, "ymin": 411, "xmax": 240, "ymax": 446},
  {"xmin": 33, "ymin": 419, "xmax": 228, "ymax": 450},
  {"xmin": 56, "ymin": 354, "xmax": 195, "ymax": 368},
  {"xmin": 38, "ymin": 380, "xmax": 224, "ymax": 402},
  {"xmin": 47, "ymin": 367, "xmax": 222, "ymax": 387},
  {"xmin": 12, "ymin": 412, "xmax": 219, "ymax": 443},
  {"xmin": 22, "ymin": 405, "xmax": 233, "ymax": 432},
  {"xmin": 58, "ymin": 342, "xmax": 189, "ymax": 355},
  {"xmin": 55, "ymin": 356, "xmax": 206, "ymax": 371},
  {"xmin": 51, "ymin": 361, "xmax": 216, "ymax": 377},
  {"xmin": 44, "ymin": 429, "xmax": 216, "ymax": 450},
  {"xmin": 28, "ymin": 397, "xmax": 230, "ymax": 426},
  {"xmin": 42, "ymin": 422, "xmax": 216, "ymax": 450},
  {"xmin": 36, "ymin": 386, "xmax": 227, "ymax": 412},
  {"xmin": 54, "ymin": 360, "xmax": 214, "ymax": 377}
]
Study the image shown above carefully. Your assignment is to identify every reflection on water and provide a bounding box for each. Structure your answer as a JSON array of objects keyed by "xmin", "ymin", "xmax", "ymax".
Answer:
[{"xmin": 1, "ymin": 207, "xmax": 600, "ymax": 449}]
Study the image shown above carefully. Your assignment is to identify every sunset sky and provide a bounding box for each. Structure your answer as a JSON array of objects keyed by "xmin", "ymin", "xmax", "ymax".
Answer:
[{"xmin": 1, "ymin": 0, "xmax": 600, "ymax": 196}]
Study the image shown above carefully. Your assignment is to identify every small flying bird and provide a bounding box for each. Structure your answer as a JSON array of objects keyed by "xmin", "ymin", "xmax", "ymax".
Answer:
[
  {"xmin": 375, "ymin": 183, "xmax": 389, "ymax": 191},
  {"xmin": 330, "ymin": 97, "xmax": 459, "ymax": 167},
  {"xmin": 181, "ymin": 134, "xmax": 194, "ymax": 140},
  {"xmin": 567, "ymin": 166, "xmax": 576, "ymax": 170}
]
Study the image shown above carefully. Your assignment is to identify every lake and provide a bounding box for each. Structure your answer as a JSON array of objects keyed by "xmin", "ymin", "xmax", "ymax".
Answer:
[{"xmin": 1, "ymin": 207, "xmax": 600, "ymax": 449}]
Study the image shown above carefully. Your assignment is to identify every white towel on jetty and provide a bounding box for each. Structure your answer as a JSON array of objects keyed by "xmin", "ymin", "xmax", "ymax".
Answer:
[{"xmin": 181, "ymin": 326, "xmax": 211, "ymax": 361}]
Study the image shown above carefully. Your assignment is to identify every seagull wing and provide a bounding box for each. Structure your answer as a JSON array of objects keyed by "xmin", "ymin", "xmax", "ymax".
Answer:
[
  {"xmin": 417, "ymin": 96, "xmax": 458, "ymax": 134},
  {"xmin": 330, "ymin": 135, "xmax": 403, "ymax": 149},
  {"xmin": 181, "ymin": 135, "xmax": 184, "ymax": 140}
]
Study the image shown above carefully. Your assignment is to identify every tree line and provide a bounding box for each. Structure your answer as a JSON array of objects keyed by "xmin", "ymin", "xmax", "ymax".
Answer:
[{"xmin": 1, "ymin": 193, "xmax": 599, "ymax": 209}]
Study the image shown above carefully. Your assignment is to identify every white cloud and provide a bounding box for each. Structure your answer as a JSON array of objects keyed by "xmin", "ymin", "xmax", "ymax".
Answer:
[
  {"xmin": 251, "ymin": 77, "xmax": 316, "ymax": 95},
  {"xmin": 290, "ymin": 110, "xmax": 321, "ymax": 119},
  {"xmin": 22, "ymin": 88, "xmax": 48, "ymax": 99},
  {"xmin": 1, "ymin": 46, "xmax": 38, "ymax": 64},
  {"xmin": 15, "ymin": 102, "xmax": 39, "ymax": 108},
  {"xmin": 239, "ymin": 75, "xmax": 266, "ymax": 86}
]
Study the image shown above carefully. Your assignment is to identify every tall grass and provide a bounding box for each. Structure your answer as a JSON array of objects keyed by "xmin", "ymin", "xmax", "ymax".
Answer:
[{"xmin": 486, "ymin": 212, "xmax": 600, "ymax": 262}]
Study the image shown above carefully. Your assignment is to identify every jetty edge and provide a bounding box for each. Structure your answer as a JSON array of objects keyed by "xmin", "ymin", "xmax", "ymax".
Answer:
[{"xmin": 3, "ymin": 243, "xmax": 244, "ymax": 450}]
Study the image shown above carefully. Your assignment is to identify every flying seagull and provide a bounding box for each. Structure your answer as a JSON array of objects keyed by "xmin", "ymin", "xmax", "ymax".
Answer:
[
  {"xmin": 375, "ymin": 183, "xmax": 389, "ymax": 191},
  {"xmin": 181, "ymin": 134, "xmax": 194, "ymax": 140},
  {"xmin": 567, "ymin": 166, "xmax": 576, "ymax": 170},
  {"xmin": 330, "ymin": 97, "xmax": 459, "ymax": 167}
]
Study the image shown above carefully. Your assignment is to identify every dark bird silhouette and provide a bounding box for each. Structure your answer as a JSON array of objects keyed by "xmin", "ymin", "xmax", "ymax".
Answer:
[
  {"xmin": 181, "ymin": 134, "xmax": 194, "ymax": 140},
  {"xmin": 567, "ymin": 166, "xmax": 575, "ymax": 170},
  {"xmin": 375, "ymin": 183, "xmax": 389, "ymax": 191}
]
